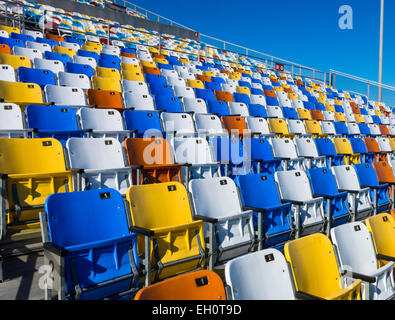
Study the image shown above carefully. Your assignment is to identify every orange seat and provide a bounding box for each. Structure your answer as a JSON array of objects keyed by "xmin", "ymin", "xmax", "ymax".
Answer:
[
  {"xmin": 86, "ymin": 89, "xmax": 124, "ymax": 112},
  {"xmin": 0, "ymin": 44, "xmax": 11, "ymax": 55},
  {"xmin": 372, "ymin": 161, "xmax": 395, "ymax": 202},
  {"xmin": 44, "ymin": 33, "xmax": 64, "ymax": 44},
  {"xmin": 120, "ymin": 52, "xmax": 136, "ymax": 58},
  {"xmin": 196, "ymin": 74, "xmax": 211, "ymax": 82},
  {"xmin": 142, "ymin": 66, "xmax": 161, "ymax": 75},
  {"xmin": 364, "ymin": 138, "xmax": 381, "ymax": 162},
  {"xmin": 134, "ymin": 270, "xmax": 226, "ymax": 300},
  {"xmin": 220, "ymin": 70, "xmax": 231, "ymax": 76},
  {"xmin": 264, "ymin": 89, "xmax": 276, "ymax": 97},
  {"xmin": 221, "ymin": 115, "xmax": 249, "ymax": 138},
  {"xmin": 379, "ymin": 124, "xmax": 390, "ymax": 136},
  {"xmin": 151, "ymin": 53, "xmax": 165, "ymax": 59},
  {"xmin": 349, "ymin": 102, "xmax": 361, "ymax": 114},
  {"xmin": 215, "ymin": 90, "xmax": 234, "ymax": 103},
  {"xmin": 124, "ymin": 137, "xmax": 182, "ymax": 184},
  {"xmin": 310, "ymin": 110, "xmax": 324, "ymax": 121}
]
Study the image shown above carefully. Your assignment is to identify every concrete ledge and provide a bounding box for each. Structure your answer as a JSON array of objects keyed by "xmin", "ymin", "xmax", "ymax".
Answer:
[{"xmin": 31, "ymin": 0, "xmax": 199, "ymax": 40}]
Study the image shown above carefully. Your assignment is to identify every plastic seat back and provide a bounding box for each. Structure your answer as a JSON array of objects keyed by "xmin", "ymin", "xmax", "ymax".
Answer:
[
  {"xmin": 0, "ymin": 80, "xmax": 43, "ymax": 105},
  {"xmin": 123, "ymin": 110, "xmax": 162, "ymax": 137},
  {"xmin": 44, "ymin": 85, "xmax": 86, "ymax": 106},
  {"xmin": 87, "ymin": 89, "xmax": 123, "ymax": 110}
]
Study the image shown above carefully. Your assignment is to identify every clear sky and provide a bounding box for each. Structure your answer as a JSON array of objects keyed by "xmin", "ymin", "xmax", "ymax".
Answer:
[{"xmin": 127, "ymin": 0, "xmax": 395, "ymax": 106}]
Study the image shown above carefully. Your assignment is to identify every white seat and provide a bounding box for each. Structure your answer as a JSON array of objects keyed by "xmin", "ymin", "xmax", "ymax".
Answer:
[
  {"xmin": 182, "ymin": 97, "xmax": 208, "ymax": 114},
  {"xmin": 331, "ymin": 222, "xmax": 395, "ymax": 300},
  {"xmin": 221, "ymin": 83, "xmax": 236, "ymax": 94},
  {"xmin": 44, "ymin": 84, "xmax": 86, "ymax": 106},
  {"xmin": 121, "ymin": 80, "xmax": 149, "ymax": 95},
  {"xmin": 331, "ymin": 165, "xmax": 372, "ymax": 221},
  {"xmin": 34, "ymin": 58, "xmax": 65, "ymax": 75},
  {"xmin": 224, "ymin": 249, "xmax": 296, "ymax": 300},
  {"xmin": 22, "ymin": 29, "xmax": 43, "ymax": 39},
  {"xmin": 323, "ymin": 111, "xmax": 335, "ymax": 121},
  {"xmin": 189, "ymin": 177, "xmax": 254, "ymax": 264},
  {"xmin": 347, "ymin": 122, "xmax": 361, "ymax": 135},
  {"xmin": 66, "ymin": 137, "xmax": 134, "ymax": 195},
  {"xmin": 0, "ymin": 103, "xmax": 32, "ymax": 138},
  {"xmin": 26, "ymin": 41, "xmax": 51, "ymax": 54},
  {"xmin": 120, "ymin": 56, "xmax": 139, "ymax": 65},
  {"xmin": 274, "ymin": 170, "xmax": 325, "ymax": 236},
  {"xmin": 178, "ymin": 71, "xmax": 195, "ymax": 80},
  {"xmin": 295, "ymin": 137, "xmax": 326, "ymax": 168},
  {"xmin": 368, "ymin": 124, "xmax": 381, "ymax": 136},
  {"xmin": 123, "ymin": 92, "xmax": 155, "ymax": 110},
  {"xmin": 13, "ymin": 46, "xmax": 42, "ymax": 62},
  {"xmin": 292, "ymin": 99, "xmax": 305, "ymax": 109},
  {"xmin": 161, "ymin": 112, "xmax": 195, "ymax": 136},
  {"xmin": 321, "ymin": 121, "xmax": 337, "ymax": 135},
  {"xmin": 249, "ymin": 94, "xmax": 266, "ymax": 106},
  {"xmin": 193, "ymin": 113, "xmax": 226, "ymax": 136},
  {"xmin": 173, "ymin": 85, "xmax": 195, "ymax": 99},
  {"xmin": 161, "ymin": 69, "xmax": 178, "ymax": 78},
  {"xmin": 58, "ymin": 72, "xmax": 91, "ymax": 89},
  {"xmin": 166, "ymin": 76, "xmax": 186, "ymax": 87},
  {"xmin": 72, "ymin": 55, "xmax": 97, "ymax": 69},
  {"xmin": 228, "ymin": 102, "xmax": 249, "ymax": 117},
  {"xmin": 78, "ymin": 107, "xmax": 132, "ymax": 142},
  {"xmin": 59, "ymin": 41, "xmax": 80, "ymax": 51},
  {"xmin": 102, "ymin": 45, "xmax": 120, "ymax": 55},
  {"xmin": 0, "ymin": 64, "xmax": 16, "ymax": 82},
  {"xmin": 271, "ymin": 138, "xmax": 305, "ymax": 171},
  {"xmin": 245, "ymin": 117, "xmax": 272, "ymax": 137},
  {"xmin": 287, "ymin": 119, "xmax": 309, "ymax": 137},
  {"xmin": 266, "ymin": 105, "xmax": 283, "ymax": 118}
]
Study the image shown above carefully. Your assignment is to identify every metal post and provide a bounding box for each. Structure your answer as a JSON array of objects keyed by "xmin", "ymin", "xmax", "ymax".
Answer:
[
  {"xmin": 378, "ymin": 0, "xmax": 384, "ymax": 102},
  {"xmin": 326, "ymin": 200, "xmax": 331, "ymax": 237},
  {"xmin": 42, "ymin": 10, "xmax": 46, "ymax": 36},
  {"xmin": 107, "ymin": 22, "xmax": 110, "ymax": 44},
  {"xmin": 367, "ymin": 82, "xmax": 370, "ymax": 100},
  {"xmin": 158, "ymin": 33, "xmax": 161, "ymax": 55}
]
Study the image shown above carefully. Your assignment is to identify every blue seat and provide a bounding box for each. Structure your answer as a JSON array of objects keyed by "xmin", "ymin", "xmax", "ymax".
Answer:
[
  {"xmin": 265, "ymin": 96, "xmax": 279, "ymax": 107},
  {"xmin": 77, "ymin": 49, "xmax": 99, "ymax": 62},
  {"xmin": 166, "ymin": 56, "xmax": 181, "ymax": 66},
  {"xmin": 148, "ymin": 82, "xmax": 173, "ymax": 96},
  {"xmin": 334, "ymin": 105, "xmax": 344, "ymax": 113},
  {"xmin": 251, "ymin": 88, "xmax": 264, "ymax": 95},
  {"xmin": 282, "ymin": 107, "xmax": 298, "ymax": 119},
  {"xmin": 64, "ymin": 37, "xmax": 85, "ymax": 46},
  {"xmin": 315, "ymin": 138, "xmax": 344, "ymax": 166},
  {"xmin": 210, "ymin": 76, "xmax": 225, "ymax": 84},
  {"xmin": 204, "ymin": 82, "xmax": 221, "ymax": 92},
  {"xmin": 354, "ymin": 163, "xmax": 390, "ymax": 214},
  {"xmin": 234, "ymin": 173, "xmax": 293, "ymax": 250},
  {"xmin": 123, "ymin": 110, "xmax": 162, "ymax": 138},
  {"xmin": 238, "ymin": 81, "xmax": 251, "ymax": 89},
  {"xmin": 0, "ymin": 36, "xmax": 24, "ymax": 49},
  {"xmin": 157, "ymin": 63, "xmax": 173, "ymax": 70},
  {"xmin": 358, "ymin": 123, "xmax": 371, "ymax": 135},
  {"xmin": 349, "ymin": 137, "xmax": 368, "ymax": 162},
  {"xmin": 209, "ymin": 136, "xmax": 251, "ymax": 177},
  {"xmin": 307, "ymin": 167, "xmax": 350, "ymax": 229},
  {"xmin": 233, "ymin": 92, "xmax": 250, "ymax": 105},
  {"xmin": 25, "ymin": 105, "xmax": 85, "ymax": 146},
  {"xmin": 303, "ymin": 101, "xmax": 315, "ymax": 110},
  {"xmin": 154, "ymin": 95, "xmax": 183, "ymax": 113},
  {"xmin": 44, "ymin": 51, "xmax": 71, "ymax": 66},
  {"xmin": 207, "ymin": 100, "xmax": 229, "ymax": 116},
  {"xmin": 371, "ymin": 115, "xmax": 381, "ymax": 124},
  {"xmin": 334, "ymin": 121, "xmax": 349, "ymax": 136},
  {"xmin": 66, "ymin": 62, "xmax": 95, "ymax": 78},
  {"xmin": 10, "ymin": 32, "xmax": 34, "ymax": 43},
  {"xmin": 42, "ymin": 188, "xmax": 139, "ymax": 300},
  {"xmin": 98, "ymin": 53, "xmax": 120, "ymax": 70},
  {"xmin": 247, "ymin": 138, "xmax": 282, "ymax": 174},
  {"xmin": 18, "ymin": 67, "xmax": 56, "ymax": 89},
  {"xmin": 308, "ymin": 96, "xmax": 318, "ymax": 104},
  {"xmin": 315, "ymin": 102, "xmax": 326, "ymax": 111},
  {"xmin": 248, "ymin": 104, "xmax": 267, "ymax": 118},
  {"xmin": 195, "ymin": 88, "xmax": 216, "ymax": 101},
  {"xmin": 145, "ymin": 73, "xmax": 166, "ymax": 87},
  {"xmin": 120, "ymin": 47, "xmax": 136, "ymax": 55}
]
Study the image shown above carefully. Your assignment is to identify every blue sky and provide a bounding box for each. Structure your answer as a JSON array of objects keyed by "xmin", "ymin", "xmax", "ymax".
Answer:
[{"xmin": 127, "ymin": 0, "xmax": 395, "ymax": 105}]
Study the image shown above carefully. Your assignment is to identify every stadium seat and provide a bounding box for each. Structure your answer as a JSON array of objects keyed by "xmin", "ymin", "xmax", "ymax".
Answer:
[
  {"xmin": 331, "ymin": 165, "xmax": 372, "ymax": 221},
  {"xmin": 193, "ymin": 113, "xmax": 227, "ymax": 136},
  {"xmin": 41, "ymin": 188, "xmax": 139, "ymax": 300},
  {"xmin": 25, "ymin": 105, "xmax": 86, "ymax": 146},
  {"xmin": 0, "ymin": 64, "xmax": 16, "ymax": 82},
  {"xmin": 189, "ymin": 177, "xmax": 254, "ymax": 267},
  {"xmin": 78, "ymin": 107, "xmax": 134, "ymax": 142},
  {"xmin": 126, "ymin": 182, "xmax": 205, "ymax": 283},
  {"xmin": 0, "ymin": 138, "xmax": 73, "ymax": 239},
  {"xmin": 365, "ymin": 213, "xmax": 395, "ymax": 268},
  {"xmin": 0, "ymin": 80, "xmax": 43, "ymax": 106},
  {"xmin": 364, "ymin": 137, "xmax": 381, "ymax": 163},
  {"xmin": 124, "ymin": 93, "xmax": 155, "ymax": 110},
  {"xmin": 182, "ymin": 97, "xmax": 208, "ymax": 114},
  {"xmin": 161, "ymin": 112, "xmax": 196, "ymax": 136},
  {"xmin": 44, "ymin": 85, "xmax": 86, "ymax": 106},
  {"xmin": 0, "ymin": 52, "xmax": 31, "ymax": 70},
  {"xmin": 17, "ymin": 67, "xmax": 56, "ymax": 89},
  {"xmin": 58, "ymin": 72, "xmax": 91, "ymax": 89},
  {"xmin": 91, "ymin": 75, "xmax": 122, "ymax": 92},
  {"xmin": 333, "ymin": 137, "xmax": 361, "ymax": 165},
  {"xmin": 271, "ymin": 138, "xmax": 305, "ymax": 170},
  {"xmin": 124, "ymin": 137, "xmax": 183, "ymax": 184},
  {"xmin": 123, "ymin": 110, "xmax": 162, "ymax": 138},
  {"xmin": 354, "ymin": 163, "xmax": 391, "ymax": 214},
  {"xmin": 235, "ymin": 173, "xmax": 293, "ymax": 249},
  {"xmin": 0, "ymin": 103, "xmax": 34, "ymax": 138},
  {"xmin": 87, "ymin": 89, "xmax": 124, "ymax": 111},
  {"xmin": 284, "ymin": 233, "xmax": 362, "ymax": 300},
  {"xmin": 330, "ymin": 222, "xmax": 395, "ymax": 300},
  {"xmin": 294, "ymin": 137, "xmax": 326, "ymax": 169},
  {"xmin": 315, "ymin": 138, "xmax": 344, "ymax": 167},
  {"xmin": 66, "ymin": 137, "xmax": 140, "ymax": 195},
  {"xmin": 135, "ymin": 270, "xmax": 226, "ymax": 300},
  {"xmin": 221, "ymin": 115, "xmax": 249, "ymax": 138},
  {"xmin": 274, "ymin": 170, "xmax": 325, "ymax": 237},
  {"xmin": 154, "ymin": 95, "xmax": 183, "ymax": 113}
]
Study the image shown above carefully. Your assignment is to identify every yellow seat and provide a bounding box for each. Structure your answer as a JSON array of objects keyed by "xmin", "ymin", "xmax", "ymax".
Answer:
[
  {"xmin": 85, "ymin": 40, "xmax": 102, "ymax": 49},
  {"xmin": 333, "ymin": 137, "xmax": 360, "ymax": 165},
  {"xmin": 81, "ymin": 44, "xmax": 101, "ymax": 55},
  {"xmin": 0, "ymin": 81, "xmax": 43, "ymax": 106},
  {"xmin": 96, "ymin": 66, "xmax": 121, "ymax": 81},
  {"xmin": 288, "ymin": 93, "xmax": 298, "ymax": 100},
  {"xmin": 365, "ymin": 213, "xmax": 395, "ymax": 268},
  {"xmin": 126, "ymin": 182, "xmax": 205, "ymax": 282},
  {"xmin": 334, "ymin": 99, "xmax": 343, "ymax": 106},
  {"xmin": 140, "ymin": 60, "xmax": 156, "ymax": 69},
  {"xmin": 53, "ymin": 46, "xmax": 76, "ymax": 58},
  {"xmin": 121, "ymin": 62, "xmax": 142, "ymax": 73},
  {"xmin": 0, "ymin": 53, "xmax": 31, "ymax": 70},
  {"xmin": 236, "ymin": 86, "xmax": 251, "ymax": 95},
  {"xmin": 268, "ymin": 118, "xmax": 293, "ymax": 138},
  {"xmin": 0, "ymin": 25, "xmax": 20, "ymax": 35},
  {"xmin": 202, "ymin": 70, "xmax": 216, "ymax": 77},
  {"xmin": 229, "ymin": 72, "xmax": 241, "ymax": 80},
  {"xmin": 325, "ymin": 104, "xmax": 335, "ymax": 112},
  {"xmin": 180, "ymin": 58, "xmax": 190, "ymax": 64},
  {"xmin": 121, "ymin": 70, "xmax": 145, "ymax": 82},
  {"xmin": 0, "ymin": 138, "xmax": 73, "ymax": 238},
  {"xmin": 304, "ymin": 120, "xmax": 323, "ymax": 137},
  {"xmin": 273, "ymin": 86, "xmax": 283, "ymax": 92},
  {"xmin": 154, "ymin": 57, "xmax": 168, "ymax": 65},
  {"xmin": 389, "ymin": 138, "xmax": 395, "ymax": 152},
  {"xmin": 354, "ymin": 114, "xmax": 365, "ymax": 123},
  {"xmin": 297, "ymin": 108, "xmax": 311, "ymax": 120},
  {"xmin": 334, "ymin": 112, "xmax": 346, "ymax": 122},
  {"xmin": 148, "ymin": 47, "xmax": 159, "ymax": 54},
  {"xmin": 186, "ymin": 79, "xmax": 204, "ymax": 89},
  {"xmin": 91, "ymin": 75, "xmax": 122, "ymax": 92},
  {"xmin": 284, "ymin": 233, "xmax": 362, "ymax": 300}
]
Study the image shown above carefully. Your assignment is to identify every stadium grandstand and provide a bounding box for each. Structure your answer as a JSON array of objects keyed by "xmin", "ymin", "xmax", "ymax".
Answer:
[{"xmin": 0, "ymin": 0, "xmax": 394, "ymax": 302}]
